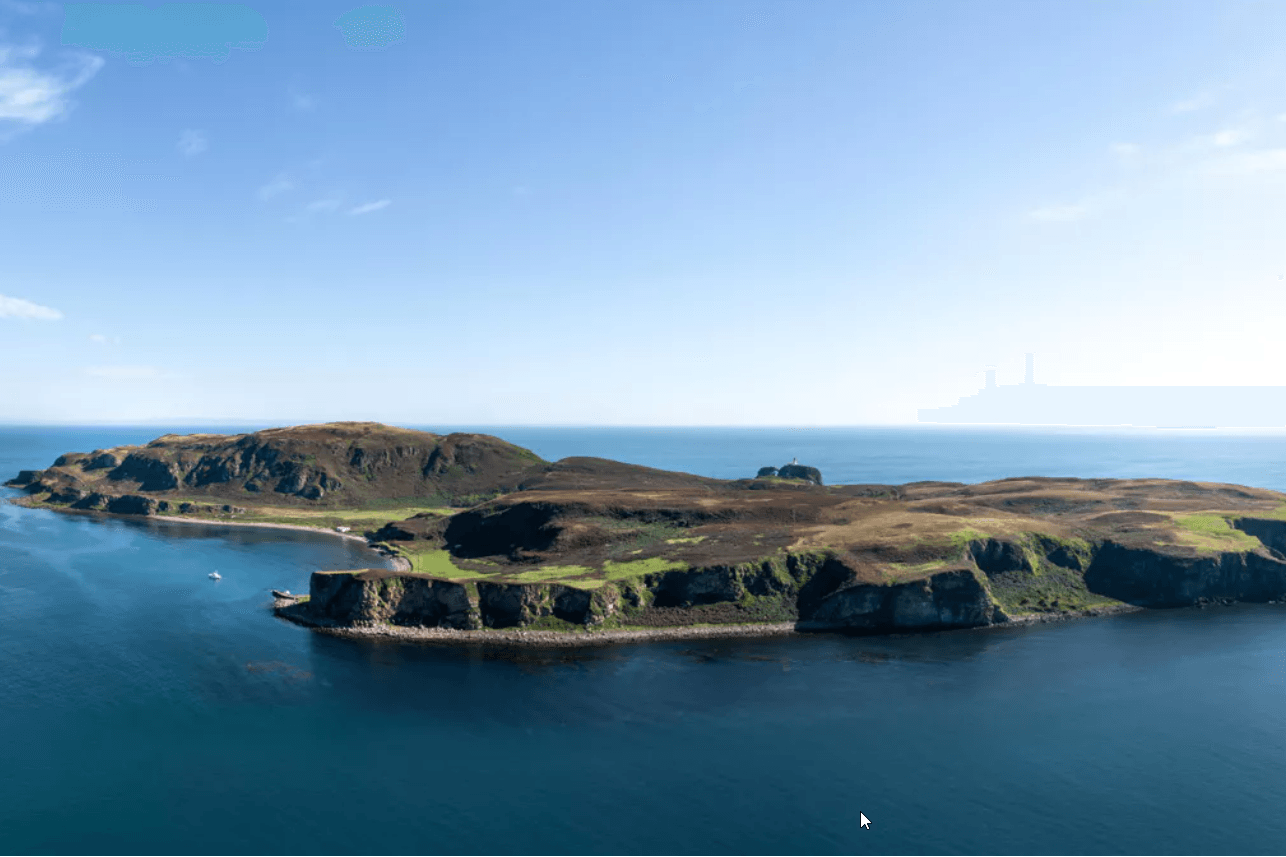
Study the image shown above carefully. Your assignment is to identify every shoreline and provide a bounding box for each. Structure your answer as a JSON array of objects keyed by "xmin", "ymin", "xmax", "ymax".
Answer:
[
  {"xmin": 4, "ymin": 496, "xmax": 412, "ymax": 571},
  {"xmin": 145, "ymin": 515, "xmax": 415, "ymax": 572},
  {"xmin": 274, "ymin": 606, "xmax": 803, "ymax": 647},
  {"xmin": 272, "ymin": 600, "xmax": 1148, "ymax": 648}
]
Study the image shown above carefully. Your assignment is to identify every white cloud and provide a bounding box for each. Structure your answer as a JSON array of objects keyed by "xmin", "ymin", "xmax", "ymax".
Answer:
[
  {"xmin": 84, "ymin": 365, "xmax": 169, "ymax": 381},
  {"xmin": 258, "ymin": 173, "xmax": 293, "ymax": 200},
  {"xmin": 348, "ymin": 199, "xmax": 390, "ymax": 215},
  {"xmin": 0, "ymin": 293, "xmax": 62, "ymax": 320},
  {"xmin": 1111, "ymin": 143, "xmax": 1140, "ymax": 158},
  {"xmin": 177, "ymin": 128, "xmax": 207, "ymax": 156},
  {"xmin": 89, "ymin": 333, "xmax": 121, "ymax": 345},
  {"xmin": 1211, "ymin": 128, "xmax": 1248, "ymax": 147},
  {"xmin": 1026, "ymin": 203, "xmax": 1090, "ymax": 223},
  {"xmin": 0, "ymin": 42, "xmax": 103, "ymax": 129}
]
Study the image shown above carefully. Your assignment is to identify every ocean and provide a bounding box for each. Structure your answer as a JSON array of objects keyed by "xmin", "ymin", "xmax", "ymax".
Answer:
[{"xmin": 3, "ymin": 424, "xmax": 1286, "ymax": 855}]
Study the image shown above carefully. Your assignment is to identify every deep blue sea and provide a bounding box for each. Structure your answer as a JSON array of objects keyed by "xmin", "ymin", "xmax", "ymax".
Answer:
[{"xmin": 4, "ymin": 424, "xmax": 1286, "ymax": 855}]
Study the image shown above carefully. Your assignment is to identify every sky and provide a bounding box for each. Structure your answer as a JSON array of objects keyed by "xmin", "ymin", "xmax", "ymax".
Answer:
[{"xmin": 2, "ymin": 0, "xmax": 1286, "ymax": 425}]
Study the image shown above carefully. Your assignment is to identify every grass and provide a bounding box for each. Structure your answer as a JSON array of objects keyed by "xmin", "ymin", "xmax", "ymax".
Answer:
[
  {"xmin": 508, "ymin": 565, "xmax": 595, "ymax": 583},
  {"xmin": 160, "ymin": 501, "xmax": 455, "ymax": 532},
  {"xmin": 1167, "ymin": 513, "xmax": 1263, "ymax": 553},
  {"xmin": 884, "ymin": 559, "xmax": 949, "ymax": 581},
  {"xmin": 603, "ymin": 557, "xmax": 687, "ymax": 580},
  {"xmin": 665, "ymin": 535, "xmax": 706, "ymax": 545},
  {"xmin": 398, "ymin": 548, "xmax": 487, "ymax": 580}
]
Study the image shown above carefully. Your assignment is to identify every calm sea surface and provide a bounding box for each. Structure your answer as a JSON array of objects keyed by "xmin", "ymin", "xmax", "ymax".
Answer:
[{"xmin": 3, "ymin": 425, "xmax": 1286, "ymax": 855}]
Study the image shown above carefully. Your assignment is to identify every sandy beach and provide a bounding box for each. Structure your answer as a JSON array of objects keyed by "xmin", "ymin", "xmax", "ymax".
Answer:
[{"xmin": 147, "ymin": 515, "xmax": 413, "ymax": 570}]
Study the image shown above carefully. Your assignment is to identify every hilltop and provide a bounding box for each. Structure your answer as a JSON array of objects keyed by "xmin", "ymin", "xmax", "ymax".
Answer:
[{"xmin": 6, "ymin": 422, "xmax": 546, "ymax": 514}]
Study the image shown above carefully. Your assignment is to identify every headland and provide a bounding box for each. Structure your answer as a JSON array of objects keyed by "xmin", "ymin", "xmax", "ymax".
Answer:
[{"xmin": 12, "ymin": 421, "xmax": 1286, "ymax": 645}]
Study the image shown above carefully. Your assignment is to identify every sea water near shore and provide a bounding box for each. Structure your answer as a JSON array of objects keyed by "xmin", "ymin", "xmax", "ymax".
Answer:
[{"xmin": 5, "ymin": 424, "xmax": 1286, "ymax": 854}]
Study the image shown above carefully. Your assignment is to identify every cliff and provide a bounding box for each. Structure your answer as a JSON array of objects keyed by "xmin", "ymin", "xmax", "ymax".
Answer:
[
  {"xmin": 5, "ymin": 422, "xmax": 546, "ymax": 510},
  {"xmin": 276, "ymin": 465, "xmax": 1286, "ymax": 640}
]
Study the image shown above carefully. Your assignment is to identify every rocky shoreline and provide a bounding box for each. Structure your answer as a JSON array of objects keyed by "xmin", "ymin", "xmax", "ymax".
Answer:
[
  {"xmin": 274, "ymin": 602, "xmax": 803, "ymax": 647},
  {"xmin": 270, "ymin": 594, "xmax": 1145, "ymax": 648}
]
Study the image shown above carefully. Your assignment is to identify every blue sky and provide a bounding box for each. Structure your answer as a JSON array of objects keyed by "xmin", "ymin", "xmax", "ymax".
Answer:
[{"xmin": 2, "ymin": 0, "xmax": 1286, "ymax": 425}]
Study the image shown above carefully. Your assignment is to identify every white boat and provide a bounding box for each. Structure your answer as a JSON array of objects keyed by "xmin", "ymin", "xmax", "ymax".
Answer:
[{"xmin": 209, "ymin": 571, "xmax": 221, "ymax": 580}]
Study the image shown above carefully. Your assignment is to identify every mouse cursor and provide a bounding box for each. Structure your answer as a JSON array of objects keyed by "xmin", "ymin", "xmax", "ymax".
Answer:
[{"xmin": 860, "ymin": 813, "xmax": 871, "ymax": 830}]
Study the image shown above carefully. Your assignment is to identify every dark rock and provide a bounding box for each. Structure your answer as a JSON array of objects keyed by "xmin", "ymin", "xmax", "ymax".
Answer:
[
  {"xmin": 54, "ymin": 453, "xmax": 87, "ymax": 467},
  {"xmin": 5, "ymin": 469, "xmax": 41, "ymax": 487},
  {"xmin": 106, "ymin": 495, "xmax": 158, "ymax": 516},
  {"xmin": 778, "ymin": 463, "xmax": 823, "ymax": 485},
  {"xmin": 71, "ymin": 492, "xmax": 108, "ymax": 510},
  {"xmin": 46, "ymin": 487, "xmax": 85, "ymax": 504},
  {"xmin": 968, "ymin": 539, "xmax": 1033, "ymax": 575},
  {"xmin": 83, "ymin": 452, "xmax": 121, "ymax": 470},
  {"xmin": 108, "ymin": 453, "xmax": 179, "ymax": 491},
  {"xmin": 757, "ymin": 466, "xmax": 779, "ymax": 478}
]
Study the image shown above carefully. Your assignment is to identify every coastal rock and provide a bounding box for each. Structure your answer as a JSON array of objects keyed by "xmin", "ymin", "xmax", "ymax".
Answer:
[
  {"xmin": 84, "ymin": 452, "xmax": 121, "ymax": 470},
  {"xmin": 778, "ymin": 464, "xmax": 823, "ymax": 485},
  {"xmin": 804, "ymin": 567, "xmax": 999, "ymax": 630},
  {"xmin": 307, "ymin": 570, "xmax": 479, "ymax": 629},
  {"xmin": 6, "ymin": 469, "xmax": 41, "ymax": 487},
  {"xmin": 108, "ymin": 453, "xmax": 180, "ymax": 491},
  {"xmin": 1084, "ymin": 541, "xmax": 1286, "ymax": 606},
  {"xmin": 757, "ymin": 466, "xmax": 779, "ymax": 478},
  {"xmin": 70, "ymin": 492, "xmax": 108, "ymax": 510},
  {"xmin": 105, "ymin": 495, "xmax": 158, "ymax": 516}
]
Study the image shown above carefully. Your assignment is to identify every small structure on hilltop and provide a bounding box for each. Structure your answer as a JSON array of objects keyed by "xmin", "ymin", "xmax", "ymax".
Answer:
[{"xmin": 754, "ymin": 461, "xmax": 823, "ymax": 485}]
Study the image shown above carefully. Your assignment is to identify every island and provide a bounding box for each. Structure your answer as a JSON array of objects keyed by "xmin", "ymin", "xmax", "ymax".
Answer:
[{"xmin": 10, "ymin": 421, "xmax": 1286, "ymax": 645}]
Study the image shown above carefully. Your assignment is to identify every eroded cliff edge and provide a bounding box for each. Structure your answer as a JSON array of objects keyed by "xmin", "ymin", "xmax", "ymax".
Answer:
[{"xmin": 276, "ymin": 471, "xmax": 1286, "ymax": 641}]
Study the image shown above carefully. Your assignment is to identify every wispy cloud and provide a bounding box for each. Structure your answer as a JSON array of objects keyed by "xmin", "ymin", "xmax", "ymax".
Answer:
[
  {"xmin": 348, "ymin": 199, "xmax": 390, "ymax": 215},
  {"xmin": 0, "ymin": 42, "xmax": 103, "ymax": 130},
  {"xmin": 177, "ymin": 128, "xmax": 207, "ymax": 157},
  {"xmin": 1210, "ymin": 128, "xmax": 1249, "ymax": 147},
  {"xmin": 0, "ymin": 293, "xmax": 62, "ymax": 320},
  {"xmin": 89, "ymin": 333, "xmax": 121, "ymax": 345},
  {"xmin": 1110, "ymin": 142, "xmax": 1141, "ymax": 158},
  {"xmin": 258, "ymin": 173, "xmax": 293, "ymax": 200}
]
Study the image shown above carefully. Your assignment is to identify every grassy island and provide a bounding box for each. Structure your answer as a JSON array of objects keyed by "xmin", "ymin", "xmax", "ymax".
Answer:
[{"xmin": 11, "ymin": 421, "xmax": 1286, "ymax": 644}]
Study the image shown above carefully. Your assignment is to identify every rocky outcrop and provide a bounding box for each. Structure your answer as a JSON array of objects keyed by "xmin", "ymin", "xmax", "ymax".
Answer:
[
  {"xmin": 804, "ymin": 567, "xmax": 1003, "ymax": 630},
  {"xmin": 1084, "ymin": 541, "xmax": 1286, "ymax": 607},
  {"xmin": 757, "ymin": 466, "xmax": 779, "ymax": 478},
  {"xmin": 1232, "ymin": 517, "xmax": 1286, "ymax": 558},
  {"xmin": 778, "ymin": 463, "xmax": 823, "ymax": 485},
  {"xmin": 108, "ymin": 453, "xmax": 180, "ymax": 491},
  {"xmin": 307, "ymin": 570, "xmax": 479, "ymax": 629}
]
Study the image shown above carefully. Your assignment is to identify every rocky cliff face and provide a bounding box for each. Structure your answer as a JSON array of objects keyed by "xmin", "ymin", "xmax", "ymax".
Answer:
[
  {"xmin": 6, "ymin": 422, "xmax": 547, "ymax": 510},
  {"xmin": 288, "ymin": 523, "xmax": 1286, "ymax": 637}
]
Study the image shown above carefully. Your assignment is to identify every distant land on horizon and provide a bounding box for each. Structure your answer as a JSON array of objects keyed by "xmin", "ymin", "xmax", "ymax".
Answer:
[{"xmin": 920, "ymin": 355, "xmax": 1286, "ymax": 428}]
